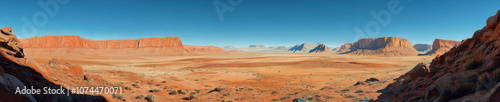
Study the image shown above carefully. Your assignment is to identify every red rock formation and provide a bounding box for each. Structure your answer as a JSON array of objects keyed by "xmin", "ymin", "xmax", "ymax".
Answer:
[
  {"xmin": 0, "ymin": 27, "xmax": 106, "ymax": 101},
  {"xmin": 309, "ymin": 44, "xmax": 331, "ymax": 53},
  {"xmin": 20, "ymin": 35, "xmax": 226, "ymax": 56},
  {"xmin": 376, "ymin": 10, "xmax": 500, "ymax": 102},
  {"xmin": 338, "ymin": 37, "xmax": 418, "ymax": 56},
  {"xmin": 337, "ymin": 43, "xmax": 353, "ymax": 53},
  {"xmin": 20, "ymin": 35, "xmax": 183, "ymax": 48},
  {"xmin": 423, "ymin": 39, "xmax": 460, "ymax": 56}
]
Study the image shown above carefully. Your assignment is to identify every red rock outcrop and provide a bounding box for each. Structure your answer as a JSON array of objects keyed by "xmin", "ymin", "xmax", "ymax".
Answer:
[
  {"xmin": 0, "ymin": 27, "xmax": 106, "ymax": 101},
  {"xmin": 337, "ymin": 43, "xmax": 354, "ymax": 53},
  {"xmin": 376, "ymin": 10, "xmax": 500, "ymax": 102},
  {"xmin": 20, "ymin": 35, "xmax": 226, "ymax": 56},
  {"xmin": 423, "ymin": 39, "xmax": 460, "ymax": 56},
  {"xmin": 337, "ymin": 37, "xmax": 418, "ymax": 56},
  {"xmin": 20, "ymin": 35, "xmax": 182, "ymax": 48},
  {"xmin": 309, "ymin": 44, "xmax": 331, "ymax": 53}
]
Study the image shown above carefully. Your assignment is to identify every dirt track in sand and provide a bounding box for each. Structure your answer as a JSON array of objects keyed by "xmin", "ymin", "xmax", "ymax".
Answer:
[{"xmin": 30, "ymin": 52, "xmax": 434, "ymax": 102}]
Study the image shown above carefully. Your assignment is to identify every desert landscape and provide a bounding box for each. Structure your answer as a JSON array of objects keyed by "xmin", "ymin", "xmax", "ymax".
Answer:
[
  {"xmin": 1, "ymin": 1, "xmax": 500, "ymax": 102},
  {"xmin": 15, "ymin": 34, "xmax": 436, "ymax": 101}
]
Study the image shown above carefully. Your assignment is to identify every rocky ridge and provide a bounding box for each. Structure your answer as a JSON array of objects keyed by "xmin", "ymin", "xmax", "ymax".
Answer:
[{"xmin": 375, "ymin": 10, "xmax": 500, "ymax": 102}]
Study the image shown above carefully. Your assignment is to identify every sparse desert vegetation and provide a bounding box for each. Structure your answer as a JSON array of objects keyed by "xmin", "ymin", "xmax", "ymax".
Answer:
[{"xmin": 28, "ymin": 52, "xmax": 433, "ymax": 101}]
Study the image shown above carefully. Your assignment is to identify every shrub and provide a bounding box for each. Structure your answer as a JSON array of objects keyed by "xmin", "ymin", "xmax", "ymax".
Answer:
[
  {"xmin": 440, "ymin": 78, "xmax": 476, "ymax": 101},
  {"xmin": 320, "ymin": 86, "xmax": 334, "ymax": 90},
  {"xmin": 146, "ymin": 94, "xmax": 155, "ymax": 102},
  {"xmin": 341, "ymin": 87, "xmax": 350, "ymax": 92},
  {"xmin": 355, "ymin": 89, "xmax": 364, "ymax": 93},
  {"xmin": 161, "ymin": 81, "xmax": 167, "ymax": 83},
  {"xmin": 136, "ymin": 94, "xmax": 145, "ymax": 99},
  {"xmin": 169, "ymin": 90, "xmax": 178, "ymax": 95},
  {"xmin": 271, "ymin": 90, "xmax": 278, "ymax": 94},
  {"xmin": 223, "ymin": 93, "xmax": 230, "ymax": 96},
  {"xmin": 462, "ymin": 58, "xmax": 482, "ymax": 70},
  {"xmin": 194, "ymin": 89, "xmax": 201, "ymax": 93},
  {"xmin": 345, "ymin": 94, "xmax": 356, "ymax": 98},
  {"xmin": 478, "ymin": 67, "xmax": 500, "ymax": 90},
  {"xmin": 155, "ymin": 84, "xmax": 160, "ymax": 86},
  {"xmin": 132, "ymin": 83, "xmax": 141, "ymax": 88},
  {"xmin": 272, "ymin": 98, "xmax": 280, "ymax": 101},
  {"xmin": 112, "ymin": 94, "xmax": 124, "ymax": 100},
  {"xmin": 445, "ymin": 56, "xmax": 454, "ymax": 63},
  {"xmin": 124, "ymin": 86, "xmax": 131, "ymax": 90},
  {"xmin": 326, "ymin": 96, "xmax": 335, "ymax": 99},
  {"xmin": 248, "ymin": 88, "xmax": 254, "ymax": 90},
  {"xmin": 284, "ymin": 96, "xmax": 291, "ymax": 99},
  {"xmin": 149, "ymin": 89, "xmax": 161, "ymax": 92},
  {"xmin": 403, "ymin": 75, "xmax": 413, "ymax": 84},
  {"xmin": 178, "ymin": 89, "xmax": 187, "ymax": 94}
]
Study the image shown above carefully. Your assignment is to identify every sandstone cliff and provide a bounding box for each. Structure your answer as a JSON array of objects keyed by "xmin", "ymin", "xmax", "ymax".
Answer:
[
  {"xmin": 20, "ymin": 35, "xmax": 226, "ymax": 56},
  {"xmin": 423, "ymin": 39, "xmax": 461, "ymax": 56},
  {"xmin": 337, "ymin": 37, "xmax": 418, "ymax": 56},
  {"xmin": 0, "ymin": 27, "xmax": 106, "ymax": 101},
  {"xmin": 376, "ymin": 10, "xmax": 500, "ymax": 102},
  {"xmin": 337, "ymin": 43, "xmax": 354, "ymax": 53}
]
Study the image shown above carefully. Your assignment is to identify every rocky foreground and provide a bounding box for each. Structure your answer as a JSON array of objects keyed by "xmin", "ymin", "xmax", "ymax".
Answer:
[
  {"xmin": 20, "ymin": 35, "xmax": 227, "ymax": 56},
  {"xmin": 0, "ymin": 27, "xmax": 106, "ymax": 101},
  {"xmin": 376, "ymin": 10, "xmax": 500, "ymax": 102}
]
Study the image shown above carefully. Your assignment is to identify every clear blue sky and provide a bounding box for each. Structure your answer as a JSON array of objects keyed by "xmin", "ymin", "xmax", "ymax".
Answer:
[{"xmin": 1, "ymin": 0, "xmax": 499, "ymax": 48}]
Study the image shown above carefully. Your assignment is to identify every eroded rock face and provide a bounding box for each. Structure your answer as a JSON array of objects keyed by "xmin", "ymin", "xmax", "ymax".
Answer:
[
  {"xmin": 309, "ymin": 44, "xmax": 331, "ymax": 53},
  {"xmin": 20, "ymin": 35, "xmax": 183, "ymax": 48},
  {"xmin": 0, "ymin": 27, "xmax": 106, "ymax": 101},
  {"xmin": 0, "ymin": 27, "xmax": 24, "ymax": 58},
  {"xmin": 337, "ymin": 43, "xmax": 353, "ymax": 53},
  {"xmin": 413, "ymin": 44, "xmax": 432, "ymax": 52},
  {"xmin": 338, "ymin": 37, "xmax": 418, "ymax": 56},
  {"xmin": 20, "ymin": 35, "xmax": 226, "ymax": 56},
  {"xmin": 376, "ymin": 10, "xmax": 500, "ymax": 102},
  {"xmin": 423, "ymin": 39, "xmax": 460, "ymax": 56}
]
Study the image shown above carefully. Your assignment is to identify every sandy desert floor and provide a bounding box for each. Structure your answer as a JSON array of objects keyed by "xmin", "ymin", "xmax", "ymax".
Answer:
[{"xmin": 29, "ymin": 52, "xmax": 434, "ymax": 102}]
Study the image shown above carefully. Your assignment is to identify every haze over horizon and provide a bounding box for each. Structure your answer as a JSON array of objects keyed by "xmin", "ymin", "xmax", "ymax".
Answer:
[{"xmin": 1, "ymin": 0, "xmax": 499, "ymax": 48}]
